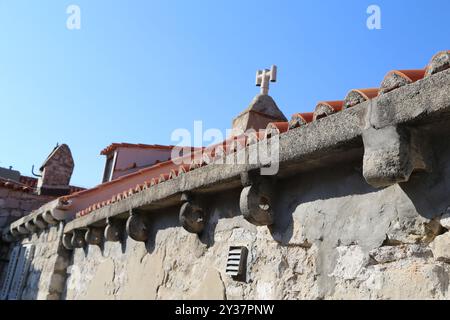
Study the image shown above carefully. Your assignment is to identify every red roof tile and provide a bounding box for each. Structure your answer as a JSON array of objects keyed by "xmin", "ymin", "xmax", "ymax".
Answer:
[
  {"xmin": 100, "ymin": 143, "xmax": 179, "ymax": 156},
  {"xmin": 343, "ymin": 88, "xmax": 380, "ymax": 109},
  {"xmin": 0, "ymin": 177, "xmax": 33, "ymax": 193},
  {"xmin": 426, "ymin": 50, "xmax": 450, "ymax": 77},
  {"xmin": 379, "ymin": 69, "xmax": 426, "ymax": 95},
  {"xmin": 289, "ymin": 113, "xmax": 314, "ymax": 129},
  {"xmin": 266, "ymin": 122, "xmax": 289, "ymax": 138},
  {"xmin": 313, "ymin": 101, "xmax": 344, "ymax": 121}
]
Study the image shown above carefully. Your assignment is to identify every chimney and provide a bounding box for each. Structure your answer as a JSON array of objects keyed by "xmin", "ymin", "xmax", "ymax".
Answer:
[{"xmin": 37, "ymin": 144, "xmax": 74, "ymax": 196}]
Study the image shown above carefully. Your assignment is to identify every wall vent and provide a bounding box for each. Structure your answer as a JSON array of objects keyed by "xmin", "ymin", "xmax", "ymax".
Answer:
[{"xmin": 226, "ymin": 246, "xmax": 248, "ymax": 279}]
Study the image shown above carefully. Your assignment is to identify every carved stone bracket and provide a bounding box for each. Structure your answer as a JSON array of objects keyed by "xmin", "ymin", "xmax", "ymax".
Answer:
[
  {"xmin": 42, "ymin": 210, "xmax": 58, "ymax": 225},
  {"xmin": 71, "ymin": 229, "xmax": 86, "ymax": 248},
  {"xmin": 85, "ymin": 227, "xmax": 104, "ymax": 246},
  {"xmin": 126, "ymin": 210, "xmax": 150, "ymax": 242},
  {"xmin": 33, "ymin": 215, "xmax": 48, "ymax": 230},
  {"xmin": 62, "ymin": 232, "xmax": 74, "ymax": 250},
  {"xmin": 17, "ymin": 224, "xmax": 29, "ymax": 235},
  {"xmin": 104, "ymin": 218, "xmax": 125, "ymax": 242},
  {"xmin": 179, "ymin": 192, "xmax": 206, "ymax": 234},
  {"xmin": 239, "ymin": 174, "xmax": 275, "ymax": 226},
  {"xmin": 362, "ymin": 125, "xmax": 432, "ymax": 188}
]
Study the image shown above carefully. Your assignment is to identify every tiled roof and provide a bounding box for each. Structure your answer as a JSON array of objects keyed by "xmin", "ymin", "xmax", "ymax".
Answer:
[
  {"xmin": 100, "ymin": 143, "xmax": 179, "ymax": 155},
  {"xmin": 0, "ymin": 177, "xmax": 34, "ymax": 193},
  {"xmin": 18, "ymin": 175, "xmax": 85, "ymax": 194},
  {"xmin": 69, "ymin": 50, "xmax": 449, "ymax": 219}
]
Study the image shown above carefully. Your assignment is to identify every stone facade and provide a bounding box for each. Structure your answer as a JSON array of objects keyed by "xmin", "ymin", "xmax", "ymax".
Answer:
[
  {"xmin": 1, "ymin": 53, "xmax": 450, "ymax": 300},
  {"xmin": 20, "ymin": 224, "xmax": 69, "ymax": 300},
  {"xmin": 0, "ymin": 187, "xmax": 52, "ymax": 278},
  {"xmin": 61, "ymin": 136, "xmax": 450, "ymax": 299},
  {"xmin": 0, "ymin": 224, "xmax": 69, "ymax": 300}
]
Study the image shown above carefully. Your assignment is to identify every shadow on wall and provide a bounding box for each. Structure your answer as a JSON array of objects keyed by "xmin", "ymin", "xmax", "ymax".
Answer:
[{"xmin": 273, "ymin": 134, "xmax": 450, "ymax": 247}]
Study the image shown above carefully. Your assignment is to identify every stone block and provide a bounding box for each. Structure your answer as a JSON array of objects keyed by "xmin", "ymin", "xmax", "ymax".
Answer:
[
  {"xmin": 48, "ymin": 273, "xmax": 66, "ymax": 293},
  {"xmin": 5, "ymin": 198, "xmax": 20, "ymax": 209},
  {"xmin": 430, "ymin": 232, "xmax": 450, "ymax": 263},
  {"xmin": 440, "ymin": 210, "xmax": 450, "ymax": 230},
  {"xmin": 0, "ymin": 208, "xmax": 10, "ymax": 217},
  {"xmin": 362, "ymin": 126, "xmax": 430, "ymax": 188},
  {"xmin": 0, "ymin": 216, "xmax": 8, "ymax": 228}
]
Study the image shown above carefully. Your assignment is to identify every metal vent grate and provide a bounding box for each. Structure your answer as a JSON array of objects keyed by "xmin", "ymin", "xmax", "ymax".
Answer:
[{"xmin": 226, "ymin": 246, "xmax": 248, "ymax": 278}]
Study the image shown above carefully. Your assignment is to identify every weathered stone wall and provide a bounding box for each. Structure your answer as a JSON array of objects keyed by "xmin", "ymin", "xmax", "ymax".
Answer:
[
  {"xmin": 12, "ymin": 224, "xmax": 70, "ymax": 300},
  {"xmin": 0, "ymin": 188, "xmax": 52, "ymax": 277},
  {"xmin": 62, "ymin": 136, "xmax": 450, "ymax": 300}
]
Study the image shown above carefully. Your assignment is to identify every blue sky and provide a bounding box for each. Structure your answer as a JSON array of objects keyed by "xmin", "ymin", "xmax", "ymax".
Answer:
[{"xmin": 0, "ymin": 0, "xmax": 448, "ymax": 188}]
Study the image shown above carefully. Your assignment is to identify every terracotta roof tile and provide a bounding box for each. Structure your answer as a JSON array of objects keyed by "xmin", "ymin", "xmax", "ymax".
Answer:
[
  {"xmin": 343, "ymin": 88, "xmax": 379, "ymax": 109},
  {"xmin": 313, "ymin": 101, "xmax": 344, "ymax": 121},
  {"xmin": 100, "ymin": 143, "xmax": 179, "ymax": 156},
  {"xmin": 266, "ymin": 122, "xmax": 289, "ymax": 138},
  {"xmin": 178, "ymin": 164, "xmax": 191, "ymax": 175},
  {"xmin": 246, "ymin": 131, "xmax": 265, "ymax": 147},
  {"xmin": 426, "ymin": 50, "xmax": 450, "ymax": 77},
  {"xmin": 0, "ymin": 177, "xmax": 33, "ymax": 193},
  {"xmin": 289, "ymin": 113, "xmax": 314, "ymax": 129},
  {"xmin": 379, "ymin": 69, "xmax": 426, "ymax": 95}
]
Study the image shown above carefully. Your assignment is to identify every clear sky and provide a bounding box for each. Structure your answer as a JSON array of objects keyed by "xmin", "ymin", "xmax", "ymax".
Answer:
[{"xmin": 0, "ymin": 0, "xmax": 448, "ymax": 188}]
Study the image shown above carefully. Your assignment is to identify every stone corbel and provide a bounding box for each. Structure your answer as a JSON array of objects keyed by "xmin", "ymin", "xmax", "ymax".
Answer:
[
  {"xmin": 179, "ymin": 192, "xmax": 206, "ymax": 234},
  {"xmin": 104, "ymin": 218, "xmax": 125, "ymax": 242},
  {"xmin": 9, "ymin": 226, "xmax": 21, "ymax": 239},
  {"xmin": 126, "ymin": 210, "xmax": 150, "ymax": 242},
  {"xmin": 62, "ymin": 232, "xmax": 74, "ymax": 250},
  {"xmin": 43, "ymin": 210, "xmax": 58, "ymax": 225},
  {"xmin": 17, "ymin": 224, "xmax": 30, "ymax": 235},
  {"xmin": 71, "ymin": 229, "xmax": 87, "ymax": 248},
  {"xmin": 239, "ymin": 172, "xmax": 275, "ymax": 226},
  {"xmin": 25, "ymin": 220, "xmax": 38, "ymax": 234},
  {"xmin": 362, "ymin": 125, "xmax": 432, "ymax": 188},
  {"xmin": 33, "ymin": 214, "xmax": 48, "ymax": 230},
  {"xmin": 85, "ymin": 227, "xmax": 104, "ymax": 246}
]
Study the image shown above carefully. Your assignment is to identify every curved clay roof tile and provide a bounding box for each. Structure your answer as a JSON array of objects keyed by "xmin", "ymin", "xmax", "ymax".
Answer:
[
  {"xmin": 265, "ymin": 122, "xmax": 289, "ymax": 139},
  {"xmin": 379, "ymin": 69, "xmax": 426, "ymax": 95},
  {"xmin": 426, "ymin": 50, "xmax": 450, "ymax": 77},
  {"xmin": 313, "ymin": 101, "xmax": 344, "ymax": 121},
  {"xmin": 343, "ymin": 88, "xmax": 379, "ymax": 109},
  {"xmin": 289, "ymin": 113, "xmax": 314, "ymax": 130}
]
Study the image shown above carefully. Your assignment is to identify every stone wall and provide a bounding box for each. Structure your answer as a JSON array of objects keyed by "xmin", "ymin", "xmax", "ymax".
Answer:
[
  {"xmin": 19, "ymin": 223, "xmax": 70, "ymax": 300},
  {"xmin": 62, "ymin": 135, "xmax": 450, "ymax": 299},
  {"xmin": 0, "ymin": 187, "xmax": 51, "ymax": 229},
  {"xmin": 0, "ymin": 188, "xmax": 52, "ymax": 278},
  {"xmin": 3, "ymin": 127, "xmax": 450, "ymax": 300}
]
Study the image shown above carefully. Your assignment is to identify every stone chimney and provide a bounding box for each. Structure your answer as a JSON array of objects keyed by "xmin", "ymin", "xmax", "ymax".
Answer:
[{"xmin": 37, "ymin": 144, "xmax": 74, "ymax": 196}]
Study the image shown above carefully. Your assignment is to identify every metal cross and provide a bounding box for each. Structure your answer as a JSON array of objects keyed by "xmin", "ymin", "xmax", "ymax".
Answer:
[{"xmin": 255, "ymin": 65, "xmax": 277, "ymax": 95}]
